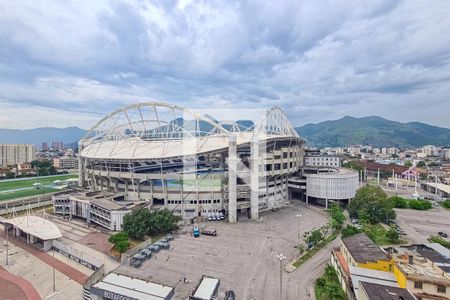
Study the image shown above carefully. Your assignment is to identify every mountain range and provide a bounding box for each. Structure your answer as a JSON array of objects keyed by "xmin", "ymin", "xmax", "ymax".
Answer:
[
  {"xmin": 0, "ymin": 116, "xmax": 449, "ymax": 149},
  {"xmin": 0, "ymin": 127, "xmax": 85, "ymax": 148},
  {"xmin": 295, "ymin": 116, "xmax": 450, "ymax": 148}
]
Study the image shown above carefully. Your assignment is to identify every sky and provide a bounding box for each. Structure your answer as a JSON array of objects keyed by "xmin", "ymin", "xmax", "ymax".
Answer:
[{"xmin": 0, "ymin": 0, "xmax": 450, "ymax": 130}]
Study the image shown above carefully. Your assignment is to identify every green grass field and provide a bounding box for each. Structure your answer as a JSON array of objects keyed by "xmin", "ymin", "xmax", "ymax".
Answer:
[
  {"xmin": 0, "ymin": 174, "xmax": 78, "ymax": 202},
  {"xmin": 0, "ymin": 174, "xmax": 77, "ymax": 190}
]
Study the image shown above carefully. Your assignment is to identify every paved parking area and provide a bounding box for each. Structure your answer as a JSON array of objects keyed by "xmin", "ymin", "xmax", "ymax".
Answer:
[
  {"xmin": 115, "ymin": 201, "xmax": 328, "ymax": 300},
  {"xmin": 395, "ymin": 206, "xmax": 450, "ymax": 243}
]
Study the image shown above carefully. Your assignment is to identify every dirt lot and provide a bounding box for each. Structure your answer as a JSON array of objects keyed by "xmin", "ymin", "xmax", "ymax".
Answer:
[
  {"xmin": 395, "ymin": 206, "xmax": 450, "ymax": 244},
  {"xmin": 115, "ymin": 201, "xmax": 329, "ymax": 300}
]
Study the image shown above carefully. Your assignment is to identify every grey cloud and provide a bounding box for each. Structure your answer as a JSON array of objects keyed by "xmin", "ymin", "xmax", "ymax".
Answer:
[{"xmin": 0, "ymin": 0, "xmax": 449, "ymax": 129}]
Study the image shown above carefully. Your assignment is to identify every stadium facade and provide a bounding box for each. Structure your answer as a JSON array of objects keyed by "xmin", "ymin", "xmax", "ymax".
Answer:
[{"xmin": 71, "ymin": 102, "xmax": 358, "ymax": 225}]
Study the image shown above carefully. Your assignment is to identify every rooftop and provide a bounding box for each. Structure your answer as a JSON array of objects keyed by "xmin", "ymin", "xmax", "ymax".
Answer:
[
  {"xmin": 91, "ymin": 273, "xmax": 174, "ymax": 300},
  {"xmin": 359, "ymin": 281, "xmax": 416, "ymax": 300},
  {"xmin": 192, "ymin": 276, "xmax": 220, "ymax": 299},
  {"xmin": 342, "ymin": 233, "xmax": 390, "ymax": 264},
  {"xmin": 394, "ymin": 254, "xmax": 450, "ymax": 286},
  {"xmin": 4, "ymin": 215, "xmax": 62, "ymax": 240},
  {"xmin": 66, "ymin": 191, "xmax": 134, "ymax": 211}
]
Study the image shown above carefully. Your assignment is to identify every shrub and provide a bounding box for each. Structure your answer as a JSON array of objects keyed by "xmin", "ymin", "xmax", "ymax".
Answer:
[
  {"xmin": 408, "ymin": 200, "xmax": 432, "ymax": 210},
  {"xmin": 389, "ymin": 196, "xmax": 409, "ymax": 209},
  {"xmin": 386, "ymin": 228, "xmax": 399, "ymax": 243},
  {"xmin": 108, "ymin": 232, "xmax": 129, "ymax": 244},
  {"xmin": 115, "ymin": 240, "xmax": 131, "ymax": 253},
  {"xmin": 442, "ymin": 199, "xmax": 450, "ymax": 209},
  {"xmin": 428, "ymin": 236, "xmax": 450, "ymax": 249}
]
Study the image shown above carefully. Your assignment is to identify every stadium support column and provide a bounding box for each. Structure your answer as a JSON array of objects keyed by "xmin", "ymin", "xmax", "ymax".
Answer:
[
  {"xmin": 228, "ymin": 134, "xmax": 237, "ymax": 223},
  {"xmin": 78, "ymin": 140, "xmax": 85, "ymax": 187},
  {"xmin": 250, "ymin": 137, "xmax": 259, "ymax": 220}
]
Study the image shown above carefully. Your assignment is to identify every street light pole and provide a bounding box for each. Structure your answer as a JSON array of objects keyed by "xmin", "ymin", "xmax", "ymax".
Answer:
[
  {"xmin": 276, "ymin": 253, "xmax": 286, "ymax": 300},
  {"xmin": 52, "ymin": 247, "xmax": 56, "ymax": 292},
  {"xmin": 296, "ymin": 214, "xmax": 302, "ymax": 246},
  {"xmin": 6, "ymin": 226, "xmax": 9, "ymax": 266}
]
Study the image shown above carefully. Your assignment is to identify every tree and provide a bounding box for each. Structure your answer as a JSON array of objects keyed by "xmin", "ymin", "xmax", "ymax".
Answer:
[
  {"xmin": 348, "ymin": 185, "xmax": 395, "ymax": 224},
  {"xmin": 123, "ymin": 208, "xmax": 179, "ymax": 240},
  {"xmin": 342, "ymin": 225, "xmax": 361, "ymax": 238},
  {"xmin": 386, "ymin": 228, "xmax": 399, "ymax": 243},
  {"xmin": 123, "ymin": 208, "xmax": 152, "ymax": 240},
  {"xmin": 417, "ymin": 161, "xmax": 426, "ymax": 168},
  {"xmin": 404, "ymin": 161, "xmax": 413, "ymax": 168},
  {"xmin": 303, "ymin": 228, "xmax": 324, "ymax": 248},
  {"xmin": 329, "ymin": 204, "xmax": 345, "ymax": 230}
]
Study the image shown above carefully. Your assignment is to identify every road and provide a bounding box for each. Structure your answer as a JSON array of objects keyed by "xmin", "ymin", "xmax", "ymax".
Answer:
[{"xmin": 286, "ymin": 233, "xmax": 340, "ymax": 299}]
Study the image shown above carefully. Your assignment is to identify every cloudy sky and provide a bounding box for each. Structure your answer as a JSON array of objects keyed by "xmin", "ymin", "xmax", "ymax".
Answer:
[{"xmin": 0, "ymin": 0, "xmax": 449, "ymax": 129}]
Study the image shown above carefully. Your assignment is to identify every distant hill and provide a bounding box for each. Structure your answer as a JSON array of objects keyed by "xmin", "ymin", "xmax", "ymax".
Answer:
[
  {"xmin": 296, "ymin": 116, "xmax": 450, "ymax": 148},
  {"xmin": 0, "ymin": 127, "xmax": 86, "ymax": 148}
]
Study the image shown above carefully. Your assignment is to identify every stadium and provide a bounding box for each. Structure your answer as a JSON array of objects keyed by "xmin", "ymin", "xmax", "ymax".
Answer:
[{"xmin": 75, "ymin": 102, "xmax": 304, "ymax": 223}]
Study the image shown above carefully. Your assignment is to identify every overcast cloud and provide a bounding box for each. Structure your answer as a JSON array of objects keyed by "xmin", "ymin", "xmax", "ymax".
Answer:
[{"xmin": 0, "ymin": 0, "xmax": 449, "ymax": 129}]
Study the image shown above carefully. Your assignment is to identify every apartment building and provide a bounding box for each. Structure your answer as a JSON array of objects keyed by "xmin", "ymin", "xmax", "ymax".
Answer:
[
  {"xmin": 53, "ymin": 156, "xmax": 79, "ymax": 169},
  {"xmin": 0, "ymin": 144, "xmax": 36, "ymax": 167}
]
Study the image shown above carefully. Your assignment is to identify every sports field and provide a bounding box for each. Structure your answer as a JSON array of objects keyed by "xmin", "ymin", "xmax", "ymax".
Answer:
[{"xmin": 0, "ymin": 174, "xmax": 78, "ymax": 201}]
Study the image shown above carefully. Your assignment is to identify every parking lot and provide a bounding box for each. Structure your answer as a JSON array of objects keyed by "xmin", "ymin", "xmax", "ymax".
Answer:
[
  {"xmin": 395, "ymin": 206, "xmax": 450, "ymax": 244},
  {"xmin": 115, "ymin": 201, "xmax": 329, "ymax": 300}
]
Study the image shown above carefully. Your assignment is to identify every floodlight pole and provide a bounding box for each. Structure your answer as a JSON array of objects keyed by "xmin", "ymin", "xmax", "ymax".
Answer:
[
  {"xmin": 276, "ymin": 253, "xmax": 286, "ymax": 300},
  {"xmin": 296, "ymin": 213, "xmax": 302, "ymax": 246}
]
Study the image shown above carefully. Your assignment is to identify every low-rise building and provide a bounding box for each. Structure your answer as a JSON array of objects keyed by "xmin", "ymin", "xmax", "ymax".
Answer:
[
  {"xmin": 393, "ymin": 253, "xmax": 450, "ymax": 300},
  {"xmin": 357, "ymin": 281, "xmax": 416, "ymax": 300},
  {"xmin": 53, "ymin": 191, "xmax": 135, "ymax": 231}
]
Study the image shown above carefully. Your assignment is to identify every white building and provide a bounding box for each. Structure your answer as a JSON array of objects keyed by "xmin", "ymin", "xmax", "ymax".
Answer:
[
  {"xmin": 304, "ymin": 155, "xmax": 340, "ymax": 168},
  {"xmin": 0, "ymin": 144, "xmax": 36, "ymax": 167},
  {"xmin": 388, "ymin": 147, "xmax": 399, "ymax": 155},
  {"xmin": 53, "ymin": 156, "xmax": 79, "ymax": 169},
  {"xmin": 53, "ymin": 191, "xmax": 133, "ymax": 231}
]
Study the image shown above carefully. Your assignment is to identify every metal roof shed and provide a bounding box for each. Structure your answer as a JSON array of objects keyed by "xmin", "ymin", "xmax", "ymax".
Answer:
[{"xmin": 190, "ymin": 276, "xmax": 220, "ymax": 300}]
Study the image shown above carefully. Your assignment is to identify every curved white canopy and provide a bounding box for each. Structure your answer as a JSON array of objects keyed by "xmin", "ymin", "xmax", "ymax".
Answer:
[{"xmin": 5, "ymin": 215, "xmax": 62, "ymax": 240}]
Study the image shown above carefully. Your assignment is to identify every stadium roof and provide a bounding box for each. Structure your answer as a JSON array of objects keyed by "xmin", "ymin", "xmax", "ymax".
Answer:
[
  {"xmin": 80, "ymin": 102, "xmax": 301, "ymax": 160},
  {"xmin": 4, "ymin": 215, "xmax": 62, "ymax": 240},
  {"xmin": 81, "ymin": 131, "xmax": 295, "ymax": 160}
]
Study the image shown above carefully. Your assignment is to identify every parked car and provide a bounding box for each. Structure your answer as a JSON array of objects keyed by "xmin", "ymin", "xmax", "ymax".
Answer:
[
  {"xmin": 219, "ymin": 212, "xmax": 225, "ymax": 220},
  {"xmin": 201, "ymin": 228, "xmax": 217, "ymax": 236},
  {"xmin": 225, "ymin": 290, "xmax": 236, "ymax": 300},
  {"xmin": 354, "ymin": 223, "xmax": 363, "ymax": 229},
  {"xmin": 351, "ymin": 218, "xmax": 358, "ymax": 225},
  {"xmin": 438, "ymin": 232, "xmax": 448, "ymax": 238},
  {"xmin": 208, "ymin": 213, "xmax": 213, "ymax": 221},
  {"xmin": 211, "ymin": 214, "xmax": 217, "ymax": 221},
  {"xmin": 215, "ymin": 212, "xmax": 221, "ymax": 220}
]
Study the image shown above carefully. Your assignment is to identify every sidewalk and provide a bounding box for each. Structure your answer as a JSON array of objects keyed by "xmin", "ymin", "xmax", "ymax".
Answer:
[
  {"xmin": 0, "ymin": 265, "xmax": 42, "ymax": 300},
  {"xmin": 0, "ymin": 230, "xmax": 88, "ymax": 285}
]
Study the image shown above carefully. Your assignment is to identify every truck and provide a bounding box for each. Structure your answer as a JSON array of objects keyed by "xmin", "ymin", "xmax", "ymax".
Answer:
[
  {"xmin": 201, "ymin": 228, "xmax": 217, "ymax": 236},
  {"xmin": 193, "ymin": 224, "xmax": 200, "ymax": 237}
]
